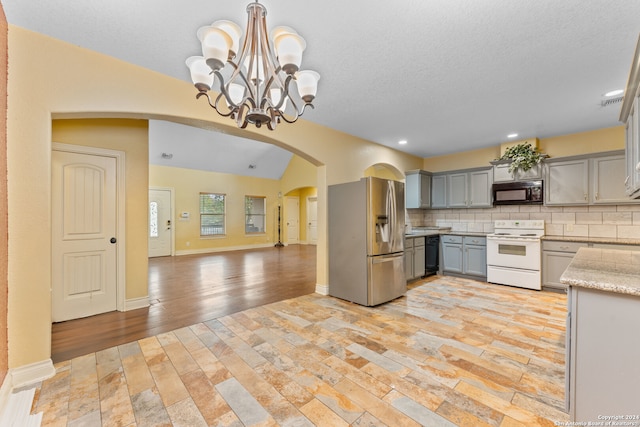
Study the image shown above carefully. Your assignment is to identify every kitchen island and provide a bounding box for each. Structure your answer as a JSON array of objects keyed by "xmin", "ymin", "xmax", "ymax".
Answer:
[{"xmin": 561, "ymin": 247, "xmax": 640, "ymax": 422}]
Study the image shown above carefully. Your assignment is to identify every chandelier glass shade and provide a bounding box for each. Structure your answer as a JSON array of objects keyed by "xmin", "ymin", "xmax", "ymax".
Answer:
[{"xmin": 186, "ymin": 2, "xmax": 320, "ymax": 130}]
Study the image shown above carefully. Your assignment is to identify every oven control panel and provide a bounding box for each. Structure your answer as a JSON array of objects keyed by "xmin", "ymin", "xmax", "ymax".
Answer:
[{"xmin": 494, "ymin": 220, "xmax": 544, "ymax": 229}]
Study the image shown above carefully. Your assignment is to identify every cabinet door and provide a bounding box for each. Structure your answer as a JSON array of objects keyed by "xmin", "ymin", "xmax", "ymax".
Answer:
[
  {"xmin": 542, "ymin": 250, "xmax": 575, "ymax": 289},
  {"xmin": 625, "ymin": 110, "xmax": 638, "ymax": 196},
  {"xmin": 591, "ymin": 155, "xmax": 630, "ymax": 204},
  {"xmin": 625, "ymin": 96, "xmax": 640, "ymax": 197},
  {"xmin": 468, "ymin": 169, "xmax": 493, "ymax": 208},
  {"xmin": 404, "ymin": 247, "xmax": 414, "ymax": 280},
  {"xmin": 405, "ymin": 172, "xmax": 431, "ymax": 209},
  {"xmin": 431, "ymin": 175, "xmax": 447, "ymax": 208},
  {"xmin": 414, "ymin": 244, "xmax": 425, "ymax": 278},
  {"xmin": 447, "ymin": 172, "xmax": 468, "ymax": 207},
  {"xmin": 545, "ymin": 159, "xmax": 589, "ymax": 205},
  {"xmin": 464, "ymin": 244, "xmax": 487, "ymax": 277},
  {"xmin": 493, "ymin": 163, "xmax": 515, "ymax": 182},
  {"xmin": 442, "ymin": 243, "xmax": 463, "ymax": 273}
]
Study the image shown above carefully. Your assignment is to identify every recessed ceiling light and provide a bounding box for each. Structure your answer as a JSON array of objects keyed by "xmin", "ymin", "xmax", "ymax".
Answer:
[
  {"xmin": 604, "ymin": 89, "xmax": 624, "ymax": 97},
  {"xmin": 398, "ymin": 140, "xmax": 408, "ymax": 145},
  {"xmin": 507, "ymin": 133, "xmax": 518, "ymax": 138}
]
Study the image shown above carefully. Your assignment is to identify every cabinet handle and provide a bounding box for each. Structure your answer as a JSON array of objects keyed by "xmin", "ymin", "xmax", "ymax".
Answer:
[
  {"xmin": 595, "ymin": 192, "xmax": 599, "ymax": 200},
  {"xmin": 560, "ymin": 246, "xmax": 569, "ymax": 250},
  {"xmin": 584, "ymin": 193, "xmax": 587, "ymax": 200}
]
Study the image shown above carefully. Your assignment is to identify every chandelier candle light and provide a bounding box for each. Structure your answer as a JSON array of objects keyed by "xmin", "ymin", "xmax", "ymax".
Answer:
[{"xmin": 186, "ymin": 1, "xmax": 320, "ymax": 130}]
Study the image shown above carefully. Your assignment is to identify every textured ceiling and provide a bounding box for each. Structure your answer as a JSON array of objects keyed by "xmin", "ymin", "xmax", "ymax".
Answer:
[{"xmin": 3, "ymin": 0, "xmax": 640, "ymax": 168}]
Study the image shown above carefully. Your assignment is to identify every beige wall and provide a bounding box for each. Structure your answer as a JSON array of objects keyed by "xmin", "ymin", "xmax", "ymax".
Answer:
[
  {"xmin": 150, "ymin": 165, "xmax": 282, "ymax": 252},
  {"xmin": 0, "ymin": 1, "xmax": 8, "ymax": 385},
  {"xmin": 423, "ymin": 126, "xmax": 625, "ymax": 172},
  {"xmin": 6, "ymin": 26, "xmax": 422, "ymax": 368},
  {"xmin": 52, "ymin": 119, "xmax": 150, "ymax": 300}
]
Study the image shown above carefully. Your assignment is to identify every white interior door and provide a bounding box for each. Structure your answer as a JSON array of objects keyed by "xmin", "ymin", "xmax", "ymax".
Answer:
[
  {"xmin": 307, "ymin": 197, "xmax": 318, "ymax": 245},
  {"xmin": 149, "ymin": 188, "xmax": 173, "ymax": 257},
  {"xmin": 52, "ymin": 150, "xmax": 118, "ymax": 321},
  {"xmin": 286, "ymin": 196, "xmax": 299, "ymax": 244}
]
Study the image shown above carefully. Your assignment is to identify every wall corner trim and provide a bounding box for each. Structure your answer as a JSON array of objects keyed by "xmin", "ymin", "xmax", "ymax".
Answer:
[{"xmin": 315, "ymin": 283, "xmax": 329, "ymax": 295}]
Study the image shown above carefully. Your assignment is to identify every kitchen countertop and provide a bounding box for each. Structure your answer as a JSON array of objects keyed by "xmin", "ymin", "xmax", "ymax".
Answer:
[
  {"xmin": 560, "ymin": 247, "xmax": 640, "ymax": 297},
  {"xmin": 404, "ymin": 227, "xmax": 450, "ymax": 238},
  {"xmin": 405, "ymin": 229, "xmax": 490, "ymax": 238},
  {"xmin": 542, "ymin": 235, "xmax": 640, "ymax": 245}
]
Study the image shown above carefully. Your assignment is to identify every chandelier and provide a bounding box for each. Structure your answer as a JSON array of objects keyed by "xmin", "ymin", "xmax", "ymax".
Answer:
[{"xmin": 185, "ymin": 2, "xmax": 320, "ymax": 130}]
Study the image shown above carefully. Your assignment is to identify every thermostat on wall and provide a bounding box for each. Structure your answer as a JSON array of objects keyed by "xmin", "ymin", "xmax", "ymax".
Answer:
[{"xmin": 180, "ymin": 212, "xmax": 190, "ymax": 219}]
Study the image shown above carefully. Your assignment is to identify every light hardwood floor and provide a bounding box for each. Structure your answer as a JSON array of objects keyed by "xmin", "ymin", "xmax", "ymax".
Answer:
[
  {"xmin": 35, "ymin": 268, "xmax": 569, "ymax": 426},
  {"xmin": 51, "ymin": 245, "xmax": 317, "ymax": 363}
]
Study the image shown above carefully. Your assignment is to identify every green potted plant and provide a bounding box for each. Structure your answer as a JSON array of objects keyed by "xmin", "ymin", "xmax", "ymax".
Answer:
[{"xmin": 496, "ymin": 143, "xmax": 546, "ymax": 174}]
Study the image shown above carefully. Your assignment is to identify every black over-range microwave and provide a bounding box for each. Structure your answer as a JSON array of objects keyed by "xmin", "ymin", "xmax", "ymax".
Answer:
[{"xmin": 492, "ymin": 180, "xmax": 543, "ymax": 205}]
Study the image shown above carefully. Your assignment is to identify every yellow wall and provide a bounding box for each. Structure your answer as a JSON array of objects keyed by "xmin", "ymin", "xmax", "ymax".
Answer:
[
  {"xmin": 423, "ymin": 126, "xmax": 625, "ymax": 172},
  {"xmin": 6, "ymin": 26, "xmax": 422, "ymax": 368},
  {"xmin": 0, "ymin": 1, "xmax": 8, "ymax": 384},
  {"xmin": 150, "ymin": 165, "xmax": 281, "ymax": 252},
  {"xmin": 283, "ymin": 187, "xmax": 318, "ymax": 243},
  {"xmin": 52, "ymin": 119, "xmax": 150, "ymax": 299}
]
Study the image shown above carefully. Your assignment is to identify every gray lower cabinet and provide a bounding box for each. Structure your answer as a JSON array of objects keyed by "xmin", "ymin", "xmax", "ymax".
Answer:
[
  {"xmin": 442, "ymin": 235, "xmax": 486, "ymax": 278},
  {"xmin": 463, "ymin": 236, "xmax": 487, "ymax": 277},
  {"xmin": 405, "ymin": 236, "xmax": 425, "ymax": 281},
  {"xmin": 542, "ymin": 241, "xmax": 589, "ymax": 290},
  {"xmin": 543, "ymin": 240, "xmax": 640, "ymax": 290},
  {"xmin": 404, "ymin": 238, "xmax": 414, "ymax": 281},
  {"xmin": 442, "ymin": 235, "xmax": 463, "ymax": 273},
  {"xmin": 567, "ymin": 286, "xmax": 640, "ymax": 419}
]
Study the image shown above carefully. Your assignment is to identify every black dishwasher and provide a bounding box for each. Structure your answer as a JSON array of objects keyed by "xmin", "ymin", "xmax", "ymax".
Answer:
[{"xmin": 425, "ymin": 235, "xmax": 439, "ymax": 276}]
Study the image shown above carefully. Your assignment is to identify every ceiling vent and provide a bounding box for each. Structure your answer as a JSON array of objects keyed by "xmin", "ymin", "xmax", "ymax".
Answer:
[{"xmin": 601, "ymin": 96, "xmax": 624, "ymax": 107}]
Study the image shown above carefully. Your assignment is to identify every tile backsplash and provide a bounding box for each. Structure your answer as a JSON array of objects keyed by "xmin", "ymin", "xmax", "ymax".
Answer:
[{"xmin": 407, "ymin": 204, "xmax": 640, "ymax": 239}]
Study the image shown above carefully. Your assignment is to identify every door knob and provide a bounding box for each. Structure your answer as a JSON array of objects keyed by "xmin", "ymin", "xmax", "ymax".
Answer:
[{"xmin": 110, "ymin": 237, "xmax": 117, "ymax": 244}]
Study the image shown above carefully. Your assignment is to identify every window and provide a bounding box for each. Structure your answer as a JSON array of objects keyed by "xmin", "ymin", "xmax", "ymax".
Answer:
[
  {"xmin": 200, "ymin": 193, "xmax": 226, "ymax": 236},
  {"xmin": 149, "ymin": 201, "xmax": 158, "ymax": 238},
  {"xmin": 245, "ymin": 196, "xmax": 266, "ymax": 234}
]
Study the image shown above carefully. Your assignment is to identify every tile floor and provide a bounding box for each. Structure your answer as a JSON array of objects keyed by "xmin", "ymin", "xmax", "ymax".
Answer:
[{"xmin": 30, "ymin": 276, "xmax": 569, "ymax": 426}]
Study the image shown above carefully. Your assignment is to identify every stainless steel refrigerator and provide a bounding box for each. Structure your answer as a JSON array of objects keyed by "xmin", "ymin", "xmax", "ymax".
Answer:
[{"xmin": 328, "ymin": 177, "xmax": 406, "ymax": 306}]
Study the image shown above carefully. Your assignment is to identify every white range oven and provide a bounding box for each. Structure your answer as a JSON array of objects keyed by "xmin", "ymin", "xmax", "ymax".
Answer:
[{"xmin": 486, "ymin": 220, "xmax": 544, "ymax": 290}]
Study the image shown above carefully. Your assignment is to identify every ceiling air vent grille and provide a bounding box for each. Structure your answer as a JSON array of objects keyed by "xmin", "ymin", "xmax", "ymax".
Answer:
[{"xmin": 601, "ymin": 96, "xmax": 624, "ymax": 107}]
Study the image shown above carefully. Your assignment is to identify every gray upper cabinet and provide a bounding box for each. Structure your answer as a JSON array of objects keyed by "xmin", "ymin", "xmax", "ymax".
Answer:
[
  {"xmin": 468, "ymin": 169, "xmax": 493, "ymax": 207},
  {"xmin": 545, "ymin": 151, "xmax": 637, "ymax": 206},
  {"xmin": 447, "ymin": 172, "xmax": 468, "ymax": 208},
  {"xmin": 591, "ymin": 154, "xmax": 631, "ymax": 204},
  {"xmin": 493, "ymin": 162, "xmax": 543, "ymax": 183},
  {"xmin": 624, "ymin": 103, "xmax": 640, "ymax": 197},
  {"xmin": 405, "ymin": 170, "xmax": 431, "ymax": 209},
  {"xmin": 437, "ymin": 167, "xmax": 493, "ymax": 209},
  {"xmin": 620, "ymin": 34, "xmax": 640, "ymax": 198},
  {"xmin": 431, "ymin": 174, "xmax": 447, "ymax": 208},
  {"xmin": 545, "ymin": 158, "xmax": 589, "ymax": 205}
]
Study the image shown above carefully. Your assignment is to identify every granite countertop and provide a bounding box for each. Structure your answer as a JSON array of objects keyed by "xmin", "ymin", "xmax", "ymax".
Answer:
[
  {"xmin": 542, "ymin": 235, "xmax": 640, "ymax": 246},
  {"xmin": 560, "ymin": 247, "xmax": 640, "ymax": 297},
  {"xmin": 404, "ymin": 227, "xmax": 451, "ymax": 237},
  {"xmin": 404, "ymin": 229, "xmax": 489, "ymax": 238}
]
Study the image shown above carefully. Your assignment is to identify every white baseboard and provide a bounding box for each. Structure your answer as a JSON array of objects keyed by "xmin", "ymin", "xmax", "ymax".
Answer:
[
  {"xmin": 315, "ymin": 283, "xmax": 329, "ymax": 295},
  {"xmin": 10, "ymin": 359, "xmax": 55, "ymax": 389},
  {"xmin": 125, "ymin": 296, "xmax": 150, "ymax": 311},
  {"xmin": 0, "ymin": 358, "xmax": 55, "ymax": 426},
  {"xmin": 175, "ymin": 243, "xmax": 275, "ymax": 256}
]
